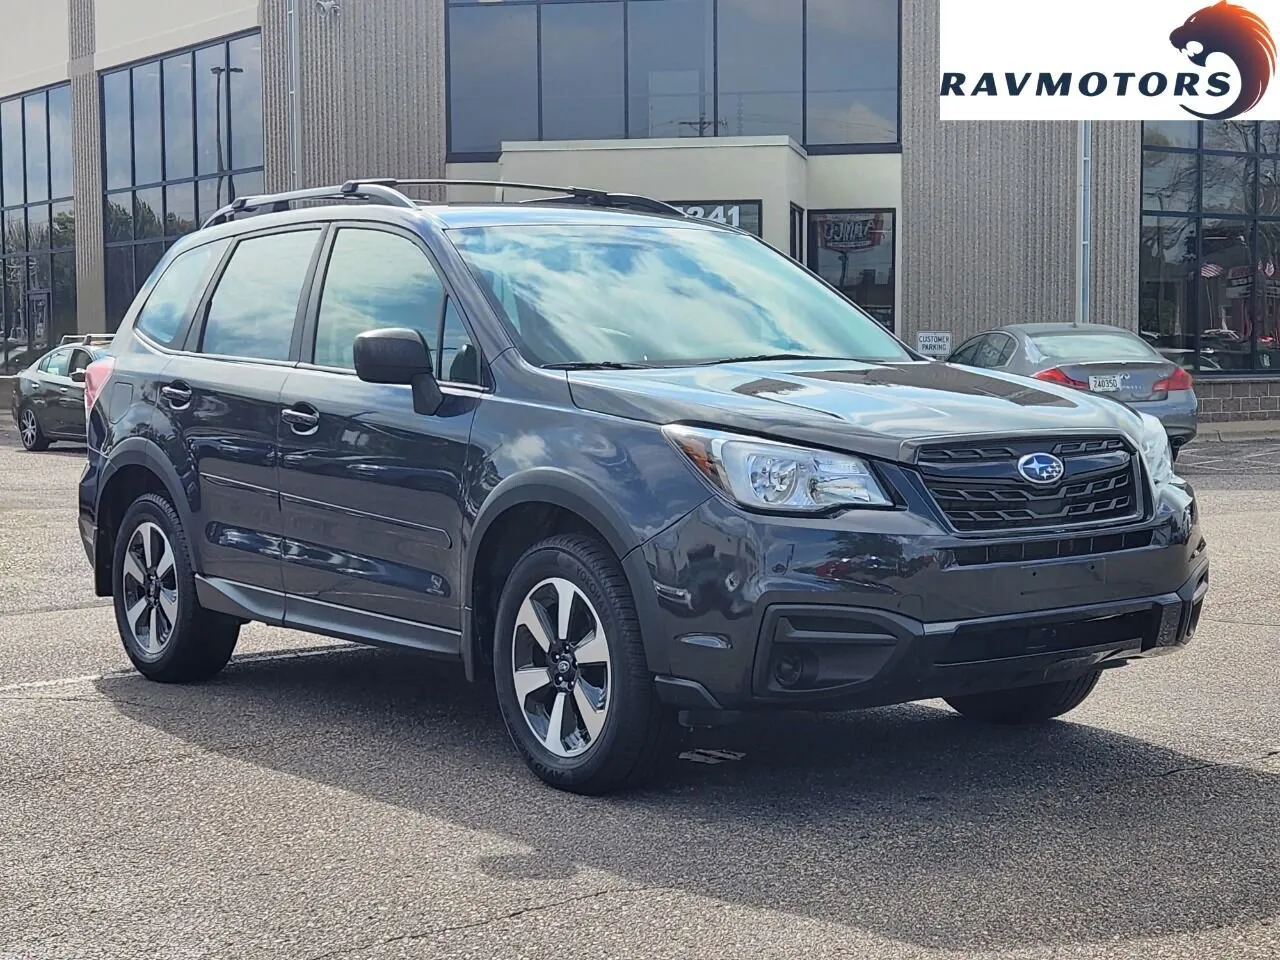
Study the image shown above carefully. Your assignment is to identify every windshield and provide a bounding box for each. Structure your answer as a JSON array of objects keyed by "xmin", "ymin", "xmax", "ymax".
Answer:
[
  {"xmin": 1028, "ymin": 331, "xmax": 1161, "ymax": 363},
  {"xmin": 447, "ymin": 224, "xmax": 912, "ymax": 367}
]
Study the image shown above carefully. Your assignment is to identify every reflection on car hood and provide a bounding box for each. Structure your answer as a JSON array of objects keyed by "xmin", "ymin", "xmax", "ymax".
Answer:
[{"xmin": 566, "ymin": 360, "xmax": 1144, "ymax": 461}]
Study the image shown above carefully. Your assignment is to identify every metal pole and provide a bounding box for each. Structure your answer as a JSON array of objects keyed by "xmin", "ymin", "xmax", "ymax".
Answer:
[
  {"xmin": 1076, "ymin": 120, "xmax": 1093, "ymax": 324},
  {"xmin": 286, "ymin": 0, "xmax": 302, "ymax": 189}
]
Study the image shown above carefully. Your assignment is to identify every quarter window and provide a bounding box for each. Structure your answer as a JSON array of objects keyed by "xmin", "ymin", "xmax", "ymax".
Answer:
[
  {"xmin": 134, "ymin": 239, "xmax": 230, "ymax": 347},
  {"xmin": 440, "ymin": 298, "xmax": 480, "ymax": 385},
  {"xmin": 200, "ymin": 230, "xmax": 319, "ymax": 361},
  {"xmin": 313, "ymin": 229, "xmax": 446, "ymax": 370}
]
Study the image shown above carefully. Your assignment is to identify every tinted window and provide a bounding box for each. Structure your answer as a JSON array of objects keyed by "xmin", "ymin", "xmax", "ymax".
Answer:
[
  {"xmin": 135, "ymin": 239, "xmax": 230, "ymax": 346},
  {"xmin": 164, "ymin": 54, "xmax": 195, "ymax": 180},
  {"xmin": 195, "ymin": 44, "xmax": 229, "ymax": 178},
  {"xmin": 133, "ymin": 63, "xmax": 163, "ymax": 186},
  {"xmin": 440, "ymin": 299, "xmax": 479, "ymax": 385},
  {"xmin": 1, "ymin": 98, "xmax": 22, "ymax": 205},
  {"xmin": 48, "ymin": 85, "xmax": 72, "ymax": 200},
  {"xmin": 991, "ymin": 334, "xmax": 1017, "ymax": 366},
  {"xmin": 971, "ymin": 337, "xmax": 1004, "ymax": 368},
  {"xmin": 541, "ymin": 2, "xmax": 625, "ymax": 141},
  {"xmin": 450, "ymin": 224, "xmax": 911, "ymax": 367},
  {"xmin": 448, "ymin": 5, "xmax": 539, "ymax": 154},
  {"xmin": 1028, "ymin": 331, "xmax": 1162, "ymax": 363},
  {"xmin": 628, "ymin": 0, "xmax": 714, "ymax": 139},
  {"xmin": 314, "ymin": 229, "xmax": 445, "ymax": 370},
  {"xmin": 806, "ymin": 0, "xmax": 898, "ymax": 144},
  {"xmin": 717, "ymin": 0, "xmax": 803, "ymax": 141},
  {"xmin": 23, "ymin": 93, "xmax": 48, "ymax": 203},
  {"xmin": 229, "ymin": 35, "xmax": 264, "ymax": 170},
  {"xmin": 69, "ymin": 348, "xmax": 92, "ymax": 375},
  {"xmin": 949, "ymin": 339, "xmax": 982, "ymax": 365},
  {"xmin": 42, "ymin": 349, "xmax": 71, "ymax": 377},
  {"xmin": 102, "ymin": 70, "xmax": 132, "ymax": 191},
  {"xmin": 201, "ymin": 230, "xmax": 319, "ymax": 361}
]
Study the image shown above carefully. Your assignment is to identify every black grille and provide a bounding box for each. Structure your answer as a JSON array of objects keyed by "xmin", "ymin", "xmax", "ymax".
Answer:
[
  {"xmin": 950, "ymin": 529, "xmax": 1155, "ymax": 567},
  {"xmin": 917, "ymin": 437, "xmax": 1143, "ymax": 534}
]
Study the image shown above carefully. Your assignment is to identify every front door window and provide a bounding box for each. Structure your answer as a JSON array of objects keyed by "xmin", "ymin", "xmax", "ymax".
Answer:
[{"xmin": 808, "ymin": 210, "xmax": 897, "ymax": 332}]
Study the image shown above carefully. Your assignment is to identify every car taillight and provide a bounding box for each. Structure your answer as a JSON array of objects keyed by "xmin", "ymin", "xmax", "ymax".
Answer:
[
  {"xmin": 1033, "ymin": 367, "xmax": 1088, "ymax": 389},
  {"xmin": 1153, "ymin": 367, "xmax": 1194, "ymax": 393},
  {"xmin": 83, "ymin": 357, "xmax": 116, "ymax": 415}
]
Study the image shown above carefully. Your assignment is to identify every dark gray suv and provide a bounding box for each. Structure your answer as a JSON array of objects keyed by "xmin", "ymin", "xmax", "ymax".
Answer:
[{"xmin": 77, "ymin": 179, "xmax": 1209, "ymax": 794}]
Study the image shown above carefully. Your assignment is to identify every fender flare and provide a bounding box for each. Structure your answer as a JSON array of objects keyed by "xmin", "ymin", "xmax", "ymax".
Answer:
[
  {"xmin": 97, "ymin": 436, "xmax": 203, "ymax": 571},
  {"xmin": 462, "ymin": 469, "xmax": 670, "ymax": 680}
]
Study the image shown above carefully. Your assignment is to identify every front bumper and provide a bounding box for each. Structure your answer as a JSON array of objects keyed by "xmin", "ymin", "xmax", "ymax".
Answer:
[{"xmin": 642, "ymin": 482, "xmax": 1208, "ymax": 711}]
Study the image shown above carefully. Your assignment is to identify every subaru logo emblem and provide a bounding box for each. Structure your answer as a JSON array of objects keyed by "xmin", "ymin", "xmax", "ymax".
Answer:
[{"xmin": 1017, "ymin": 453, "xmax": 1065, "ymax": 485}]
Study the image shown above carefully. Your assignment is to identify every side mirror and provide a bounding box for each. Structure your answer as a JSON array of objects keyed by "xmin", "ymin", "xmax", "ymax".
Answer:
[
  {"xmin": 70, "ymin": 370, "xmax": 87, "ymax": 384},
  {"xmin": 353, "ymin": 327, "xmax": 443, "ymax": 416}
]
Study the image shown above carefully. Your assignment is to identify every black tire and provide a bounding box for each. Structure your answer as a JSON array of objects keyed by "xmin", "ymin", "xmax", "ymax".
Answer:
[
  {"xmin": 945, "ymin": 670, "xmax": 1102, "ymax": 725},
  {"xmin": 493, "ymin": 534, "xmax": 674, "ymax": 795},
  {"xmin": 111, "ymin": 492, "xmax": 240, "ymax": 683},
  {"xmin": 17, "ymin": 404, "xmax": 49, "ymax": 452}
]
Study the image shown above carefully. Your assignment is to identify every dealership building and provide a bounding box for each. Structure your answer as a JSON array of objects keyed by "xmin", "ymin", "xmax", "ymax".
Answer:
[{"xmin": 1, "ymin": 0, "xmax": 1278, "ymax": 422}]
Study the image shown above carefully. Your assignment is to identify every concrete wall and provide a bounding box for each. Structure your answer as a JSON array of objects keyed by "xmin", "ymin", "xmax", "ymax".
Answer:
[
  {"xmin": 95, "ymin": 0, "xmax": 258, "ymax": 71},
  {"xmin": 0, "ymin": 2, "xmax": 69, "ymax": 97},
  {"xmin": 260, "ymin": 0, "xmax": 446, "ymax": 193}
]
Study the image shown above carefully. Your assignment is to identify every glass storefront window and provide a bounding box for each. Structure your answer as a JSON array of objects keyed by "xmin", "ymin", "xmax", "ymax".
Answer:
[
  {"xmin": 807, "ymin": 209, "xmax": 896, "ymax": 332},
  {"xmin": 1, "ymin": 83, "xmax": 75, "ymax": 375},
  {"xmin": 446, "ymin": 0, "xmax": 901, "ymax": 157},
  {"xmin": 102, "ymin": 33, "xmax": 264, "ymax": 330},
  {"xmin": 1141, "ymin": 121, "xmax": 1280, "ymax": 372}
]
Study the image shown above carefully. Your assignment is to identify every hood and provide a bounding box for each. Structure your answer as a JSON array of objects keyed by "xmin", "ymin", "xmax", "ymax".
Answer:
[{"xmin": 567, "ymin": 360, "xmax": 1145, "ymax": 462}]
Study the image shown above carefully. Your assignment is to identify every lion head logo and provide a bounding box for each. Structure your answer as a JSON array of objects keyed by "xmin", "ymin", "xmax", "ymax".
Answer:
[{"xmin": 1170, "ymin": 1, "xmax": 1277, "ymax": 119}]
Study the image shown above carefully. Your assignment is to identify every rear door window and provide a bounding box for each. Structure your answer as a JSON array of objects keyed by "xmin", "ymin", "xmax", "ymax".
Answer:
[
  {"xmin": 200, "ymin": 229, "xmax": 321, "ymax": 361},
  {"xmin": 134, "ymin": 239, "xmax": 230, "ymax": 347}
]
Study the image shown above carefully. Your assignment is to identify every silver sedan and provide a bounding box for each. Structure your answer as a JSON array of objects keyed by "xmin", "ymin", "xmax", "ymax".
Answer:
[{"xmin": 946, "ymin": 323, "xmax": 1198, "ymax": 456}]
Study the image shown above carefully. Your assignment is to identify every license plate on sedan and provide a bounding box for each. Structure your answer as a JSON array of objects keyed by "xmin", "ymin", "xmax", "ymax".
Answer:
[{"xmin": 1088, "ymin": 375, "xmax": 1121, "ymax": 393}]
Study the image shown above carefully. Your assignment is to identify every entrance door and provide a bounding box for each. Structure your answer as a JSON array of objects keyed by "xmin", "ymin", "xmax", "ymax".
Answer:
[{"xmin": 808, "ymin": 210, "xmax": 897, "ymax": 333}]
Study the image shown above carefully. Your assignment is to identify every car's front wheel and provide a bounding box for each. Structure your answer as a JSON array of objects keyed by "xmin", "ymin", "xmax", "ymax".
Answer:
[
  {"xmin": 17, "ymin": 405, "xmax": 49, "ymax": 451},
  {"xmin": 493, "ymin": 534, "xmax": 672, "ymax": 794},
  {"xmin": 945, "ymin": 670, "xmax": 1102, "ymax": 724},
  {"xmin": 112, "ymin": 493, "xmax": 240, "ymax": 683}
]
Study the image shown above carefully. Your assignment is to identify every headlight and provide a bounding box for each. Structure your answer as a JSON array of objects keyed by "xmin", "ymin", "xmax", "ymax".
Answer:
[
  {"xmin": 1138, "ymin": 412, "xmax": 1174, "ymax": 487},
  {"xmin": 663, "ymin": 425, "xmax": 891, "ymax": 513}
]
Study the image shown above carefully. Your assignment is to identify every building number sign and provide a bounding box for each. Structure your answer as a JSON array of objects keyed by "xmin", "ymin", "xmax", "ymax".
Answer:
[{"xmin": 668, "ymin": 201, "xmax": 763, "ymax": 237}]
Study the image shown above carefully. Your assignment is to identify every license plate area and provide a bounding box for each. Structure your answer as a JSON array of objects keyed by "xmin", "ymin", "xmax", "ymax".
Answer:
[{"xmin": 1089, "ymin": 375, "xmax": 1121, "ymax": 393}]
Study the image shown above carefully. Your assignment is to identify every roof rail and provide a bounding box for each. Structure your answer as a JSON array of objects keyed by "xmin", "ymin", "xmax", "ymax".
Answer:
[
  {"xmin": 200, "ymin": 180, "xmax": 418, "ymax": 228},
  {"xmin": 198, "ymin": 177, "xmax": 691, "ymax": 230},
  {"xmin": 358, "ymin": 179, "xmax": 688, "ymax": 217},
  {"xmin": 61, "ymin": 333, "xmax": 114, "ymax": 346}
]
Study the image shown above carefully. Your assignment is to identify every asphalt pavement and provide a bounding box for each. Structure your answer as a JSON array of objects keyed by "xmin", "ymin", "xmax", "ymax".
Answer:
[{"xmin": 1, "ymin": 428, "xmax": 1278, "ymax": 960}]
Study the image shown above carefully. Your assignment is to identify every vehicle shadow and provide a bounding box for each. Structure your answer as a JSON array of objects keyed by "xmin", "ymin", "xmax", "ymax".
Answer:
[{"xmin": 97, "ymin": 647, "xmax": 1279, "ymax": 952}]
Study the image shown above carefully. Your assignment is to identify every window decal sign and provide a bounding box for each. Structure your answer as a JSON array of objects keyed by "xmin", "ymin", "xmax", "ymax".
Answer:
[{"xmin": 819, "ymin": 213, "xmax": 888, "ymax": 252}]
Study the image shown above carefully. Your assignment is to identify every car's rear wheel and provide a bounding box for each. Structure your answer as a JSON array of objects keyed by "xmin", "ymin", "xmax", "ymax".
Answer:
[
  {"xmin": 945, "ymin": 670, "xmax": 1102, "ymax": 724},
  {"xmin": 112, "ymin": 493, "xmax": 240, "ymax": 683},
  {"xmin": 493, "ymin": 534, "xmax": 672, "ymax": 795},
  {"xmin": 17, "ymin": 405, "xmax": 49, "ymax": 451}
]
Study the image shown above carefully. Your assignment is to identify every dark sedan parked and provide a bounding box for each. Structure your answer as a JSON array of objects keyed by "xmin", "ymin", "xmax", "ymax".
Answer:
[{"xmin": 10, "ymin": 339, "xmax": 109, "ymax": 450}]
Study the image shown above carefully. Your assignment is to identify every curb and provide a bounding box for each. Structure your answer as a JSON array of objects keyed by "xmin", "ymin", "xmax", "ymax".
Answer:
[{"xmin": 1192, "ymin": 424, "xmax": 1280, "ymax": 443}]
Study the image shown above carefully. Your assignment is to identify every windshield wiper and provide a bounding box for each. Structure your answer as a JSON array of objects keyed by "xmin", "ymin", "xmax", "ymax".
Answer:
[
  {"xmin": 694, "ymin": 353, "xmax": 868, "ymax": 366},
  {"xmin": 543, "ymin": 361, "xmax": 657, "ymax": 371}
]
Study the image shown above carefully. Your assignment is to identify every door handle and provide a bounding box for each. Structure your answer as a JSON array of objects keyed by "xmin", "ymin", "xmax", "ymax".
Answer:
[
  {"xmin": 58, "ymin": 387, "xmax": 69, "ymax": 395},
  {"xmin": 281, "ymin": 405, "xmax": 320, "ymax": 435},
  {"xmin": 161, "ymin": 383, "xmax": 192, "ymax": 410}
]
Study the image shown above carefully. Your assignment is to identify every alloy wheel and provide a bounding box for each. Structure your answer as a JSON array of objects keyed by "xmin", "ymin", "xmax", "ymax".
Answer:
[
  {"xmin": 511, "ymin": 577, "xmax": 612, "ymax": 759},
  {"xmin": 19, "ymin": 409, "xmax": 38, "ymax": 448},
  {"xmin": 120, "ymin": 521, "xmax": 179, "ymax": 659}
]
